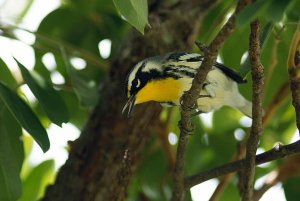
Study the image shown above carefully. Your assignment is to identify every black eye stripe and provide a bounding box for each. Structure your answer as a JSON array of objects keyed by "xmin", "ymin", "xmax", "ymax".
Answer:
[{"xmin": 129, "ymin": 67, "xmax": 163, "ymax": 96}]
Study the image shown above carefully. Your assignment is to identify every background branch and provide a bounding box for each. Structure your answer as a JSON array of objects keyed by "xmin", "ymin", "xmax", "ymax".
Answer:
[
  {"xmin": 184, "ymin": 140, "xmax": 300, "ymax": 189},
  {"xmin": 241, "ymin": 20, "xmax": 264, "ymax": 201}
]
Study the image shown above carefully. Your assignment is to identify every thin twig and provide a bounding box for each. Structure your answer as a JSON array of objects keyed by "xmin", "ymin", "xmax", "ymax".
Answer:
[
  {"xmin": 241, "ymin": 20, "xmax": 264, "ymax": 201},
  {"xmin": 184, "ymin": 140, "xmax": 300, "ymax": 189},
  {"xmin": 253, "ymin": 179, "xmax": 278, "ymax": 201},
  {"xmin": 171, "ymin": 0, "xmax": 251, "ymax": 200},
  {"xmin": 209, "ymin": 173, "xmax": 234, "ymax": 201}
]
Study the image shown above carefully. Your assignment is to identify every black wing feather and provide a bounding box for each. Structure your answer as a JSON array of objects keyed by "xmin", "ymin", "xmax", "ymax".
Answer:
[{"xmin": 213, "ymin": 62, "xmax": 247, "ymax": 84}]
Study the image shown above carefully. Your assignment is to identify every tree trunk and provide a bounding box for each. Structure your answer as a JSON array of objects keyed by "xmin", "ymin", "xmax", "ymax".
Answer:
[{"xmin": 42, "ymin": 1, "xmax": 218, "ymax": 200}]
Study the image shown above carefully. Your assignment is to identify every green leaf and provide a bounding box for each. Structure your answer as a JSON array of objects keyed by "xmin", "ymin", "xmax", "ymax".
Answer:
[
  {"xmin": 60, "ymin": 90, "xmax": 88, "ymax": 128},
  {"xmin": 68, "ymin": 72, "xmax": 99, "ymax": 107},
  {"xmin": 18, "ymin": 160, "xmax": 55, "ymax": 201},
  {"xmin": 0, "ymin": 105, "xmax": 24, "ymax": 201},
  {"xmin": 199, "ymin": 0, "xmax": 235, "ymax": 43},
  {"xmin": 62, "ymin": 51, "xmax": 99, "ymax": 107},
  {"xmin": 221, "ymin": 25, "xmax": 250, "ymax": 73},
  {"xmin": 0, "ymin": 82, "xmax": 50, "ymax": 152},
  {"xmin": 283, "ymin": 177, "xmax": 300, "ymax": 201},
  {"xmin": 113, "ymin": 0, "xmax": 149, "ymax": 34},
  {"xmin": 15, "ymin": 58, "xmax": 69, "ymax": 126},
  {"xmin": 0, "ymin": 58, "xmax": 17, "ymax": 86},
  {"xmin": 265, "ymin": 0, "xmax": 292, "ymax": 22},
  {"xmin": 237, "ymin": 0, "xmax": 270, "ymax": 27}
]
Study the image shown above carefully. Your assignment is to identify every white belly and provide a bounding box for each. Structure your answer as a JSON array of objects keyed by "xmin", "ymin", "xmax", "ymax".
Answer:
[{"xmin": 177, "ymin": 68, "xmax": 241, "ymax": 113}]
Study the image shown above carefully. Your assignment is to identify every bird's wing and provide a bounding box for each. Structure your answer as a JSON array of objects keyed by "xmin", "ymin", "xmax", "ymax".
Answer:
[
  {"xmin": 213, "ymin": 63, "xmax": 247, "ymax": 84},
  {"xmin": 165, "ymin": 52, "xmax": 247, "ymax": 84}
]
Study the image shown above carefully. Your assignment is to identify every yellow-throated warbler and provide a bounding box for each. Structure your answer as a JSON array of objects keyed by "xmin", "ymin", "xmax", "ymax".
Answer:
[{"xmin": 123, "ymin": 52, "xmax": 252, "ymax": 117}]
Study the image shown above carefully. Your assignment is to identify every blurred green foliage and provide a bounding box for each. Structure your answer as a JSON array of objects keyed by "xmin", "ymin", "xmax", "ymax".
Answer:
[{"xmin": 0, "ymin": 0, "xmax": 300, "ymax": 200}]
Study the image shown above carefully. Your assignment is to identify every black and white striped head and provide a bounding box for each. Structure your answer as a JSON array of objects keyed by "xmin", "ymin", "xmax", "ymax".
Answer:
[
  {"xmin": 124, "ymin": 52, "xmax": 199, "ymax": 99},
  {"xmin": 122, "ymin": 55, "xmax": 165, "ymax": 116}
]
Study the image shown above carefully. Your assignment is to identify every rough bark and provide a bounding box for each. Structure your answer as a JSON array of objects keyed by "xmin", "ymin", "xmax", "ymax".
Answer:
[
  {"xmin": 241, "ymin": 20, "xmax": 264, "ymax": 201},
  {"xmin": 42, "ymin": 1, "xmax": 218, "ymax": 201}
]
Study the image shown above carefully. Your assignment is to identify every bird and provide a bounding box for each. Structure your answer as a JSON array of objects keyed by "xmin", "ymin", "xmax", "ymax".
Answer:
[{"xmin": 122, "ymin": 52, "xmax": 252, "ymax": 118}]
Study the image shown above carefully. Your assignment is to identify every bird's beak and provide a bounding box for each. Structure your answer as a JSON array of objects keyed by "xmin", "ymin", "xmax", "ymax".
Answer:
[{"xmin": 122, "ymin": 95, "xmax": 136, "ymax": 117}]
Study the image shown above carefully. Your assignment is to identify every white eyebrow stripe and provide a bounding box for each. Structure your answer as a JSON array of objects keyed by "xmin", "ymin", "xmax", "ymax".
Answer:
[
  {"xmin": 178, "ymin": 53, "xmax": 200, "ymax": 60},
  {"xmin": 141, "ymin": 61, "xmax": 161, "ymax": 73}
]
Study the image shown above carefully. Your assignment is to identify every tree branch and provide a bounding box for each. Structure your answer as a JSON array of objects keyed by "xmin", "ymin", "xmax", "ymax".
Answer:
[
  {"xmin": 171, "ymin": 0, "xmax": 251, "ymax": 200},
  {"xmin": 241, "ymin": 20, "xmax": 264, "ymax": 201},
  {"xmin": 184, "ymin": 140, "xmax": 300, "ymax": 189},
  {"xmin": 288, "ymin": 21, "xmax": 300, "ymax": 134}
]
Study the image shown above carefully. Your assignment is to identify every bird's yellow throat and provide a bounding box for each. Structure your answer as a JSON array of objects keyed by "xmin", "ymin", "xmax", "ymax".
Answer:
[{"xmin": 135, "ymin": 78, "xmax": 182, "ymax": 104}]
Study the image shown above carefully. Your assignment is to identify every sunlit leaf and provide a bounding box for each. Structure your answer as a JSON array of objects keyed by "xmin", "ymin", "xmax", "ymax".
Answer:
[
  {"xmin": 113, "ymin": 0, "xmax": 149, "ymax": 34},
  {"xmin": 19, "ymin": 160, "xmax": 55, "ymax": 201},
  {"xmin": 199, "ymin": 0, "xmax": 235, "ymax": 43},
  {"xmin": 0, "ymin": 58, "xmax": 17, "ymax": 86},
  {"xmin": 16, "ymin": 58, "xmax": 69, "ymax": 126},
  {"xmin": 0, "ymin": 82, "xmax": 49, "ymax": 152},
  {"xmin": 0, "ymin": 105, "xmax": 24, "ymax": 201},
  {"xmin": 62, "ymin": 50, "xmax": 99, "ymax": 107}
]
